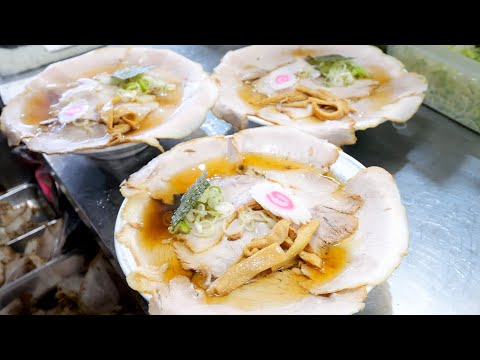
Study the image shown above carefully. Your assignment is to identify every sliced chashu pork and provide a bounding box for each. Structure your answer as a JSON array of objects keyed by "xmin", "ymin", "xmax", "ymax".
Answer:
[
  {"xmin": 175, "ymin": 171, "xmax": 362, "ymax": 279},
  {"xmin": 350, "ymin": 73, "xmax": 427, "ymax": 130},
  {"xmin": 300, "ymin": 78, "xmax": 380, "ymax": 100},
  {"xmin": 121, "ymin": 136, "xmax": 240, "ymax": 199},
  {"xmin": 305, "ymin": 167, "xmax": 409, "ymax": 294},
  {"xmin": 122, "ymin": 126, "xmax": 338, "ymax": 198},
  {"xmin": 149, "ymin": 167, "xmax": 408, "ymax": 314},
  {"xmin": 149, "ymin": 274, "xmax": 367, "ymax": 315},
  {"xmin": 119, "ymin": 127, "xmax": 344, "ymax": 282},
  {"xmin": 212, "ymin": 45, "xmax": 427, "ymax": 146},
  {"xmin": 309, "ymin": 207, "xmax": 358, "ymax": 252},
  {"xmin": 116, "ymin": 192, "xmax": 191, "ymax": 289},
  {"xmin": 255, "ymin": 107, "xmax": 357, "ymax": 147},
  {"xmin": 174, "ymin": 219, "xmax": 272, "ymax": 279},
  {"xmin": 262, "ymin": 169, "xmax": 363, "ymax": 252},
  {"xmin": 262, "ymin": 169, "xmax": 363, "ymax": 214},
  {"xmin": 248, "ymin": 58, "xmax": 379, "ymax": 100},
  {"xmin": 118, "ymin": 126, "xmax": 339, "ymax": 293},
  {"xmin": 232, "ymin": 126, "xmax": 339, "ymax": 173},
  {"xmin": 1, "ymin": 47, "xmax": 218, "ymax": 154}
]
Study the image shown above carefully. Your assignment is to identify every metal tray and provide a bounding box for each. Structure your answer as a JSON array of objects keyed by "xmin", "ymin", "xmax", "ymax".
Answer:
[
  {"xmin": 0, "ymin": 183, "xmax": 58, "ymax": 245},
  {"xmin": 7, "ymin": 218, "xmax": 65, "ymax": 255},
  {"xmin": 1, "ymin": 218, "xmax": 66, "ymax": 287},
  {"xmin": 0, "ymin": 248, "xmax": 144, "ymax": 314},
  {"xmin": 0, "ymin": 251, "xmax": 86, "ymax": 310}
]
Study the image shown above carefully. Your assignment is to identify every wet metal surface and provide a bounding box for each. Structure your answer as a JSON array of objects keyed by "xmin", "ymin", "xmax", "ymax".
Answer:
[
  {"xmin": 348, "ymin": 106, "xmax": 480, "ymax": 314},
  {"xmin": 34, "ymin": 46, "xmax": 480, "ymax": 314}
]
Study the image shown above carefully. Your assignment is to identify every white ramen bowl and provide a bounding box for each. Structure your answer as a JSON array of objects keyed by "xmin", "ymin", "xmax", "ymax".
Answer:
[{"xmin": 114, "ymin": 151, "xmax": 368, "ymax": 302}]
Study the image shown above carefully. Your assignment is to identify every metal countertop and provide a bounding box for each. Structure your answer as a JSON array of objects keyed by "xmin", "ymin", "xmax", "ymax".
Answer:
[{"xmin": 30, "ymin": 46, "xmax": 480, "ymax": 314}]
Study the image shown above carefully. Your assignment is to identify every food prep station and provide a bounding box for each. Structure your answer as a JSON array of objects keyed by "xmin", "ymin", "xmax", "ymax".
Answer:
[
  {"xmin": 0, "ymin": 45, "xmax": 479, "ymax": 314},
  {"xmin": 0, "ymin": 131, "xmax": 144, "ymax": 314}
]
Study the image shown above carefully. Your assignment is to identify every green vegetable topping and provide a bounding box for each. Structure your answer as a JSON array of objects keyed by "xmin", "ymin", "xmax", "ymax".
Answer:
[
  {"xmin": 175, "ymin": 221, "xmax": 191, "ymax": 234},
  {"xmin": 446, "ymin": 45, "xmax": 480, "ymax": 63},
  {"xmin": 168, "ymin": 172, "xmax": 235, "ymax": 237},
  {"xmin": 112, "ymin": 65, "xmax": 153, "ymax": 80},
  {"xmin": 123, "ymin": 82, "xmax": 140, "ymax": 91},
  {"xmin": 114, "ymin": 71, "xmax": 177, "ymax": 99},
  {"xmin": 306, "ymin": 54, "xmax": 369, "ymax": 87},
  {"xmin": 296, "ymin": 66, "xmax": 315, "ymax": 79},
  {"xmin": 137, "ymin": 77, "xmax": 150, "ymax": 92},
  {"xmin": 169, "ymin": 171, "xmax": 210, "ymax": 232},
  {"xmin": 389, "ymin": 45, "xmax": 480, "ymax": 133}
]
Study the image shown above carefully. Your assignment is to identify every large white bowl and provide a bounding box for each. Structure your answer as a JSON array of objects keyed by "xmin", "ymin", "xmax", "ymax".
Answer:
[{"xmin": 114, "ymin": 151, "xmax": 367, "ymax": 302}]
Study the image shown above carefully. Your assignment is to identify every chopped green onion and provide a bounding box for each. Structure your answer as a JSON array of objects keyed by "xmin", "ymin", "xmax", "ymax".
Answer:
[
  {"xmin": 124, "ymin": 82, "xmax": 140, "ymax": 91},
  {"xmin": 207, "ymin": 186, "xmax": 221, "ymax": 194},
  {"xmin": 215, "ymin": 202, "xmax": 234, "ymax": 217},
  {"xmin": 207, "ymin": 196, "xmax": 222, "ymax": 209},
  {"xmin": 446, "ymin": 45, "xmax": 480, "ymax": 63},
  {"xmin": 176, "ymin": 221, "xmax": 190, "ymax": 234},
  {"xmin": 137, "ymin": 77, "xmax": 150, "ymax": 92},
  {"xmin": 305, "ymin": 54, "xmax": 369, "ymax": 87},
  {"xmin": 111, "ymin": 65, "xmax": 153, "ymax": 81},
  {"xmin": 168, "ymin": 179, "xmax": 236, "ymax": 236},
  {"xmin": 170, "ymin": 170, "xmax": 210, "ymax": 231},
  {"xmin": 296, "ymin": 71, "xmax": 309, "ymax": 78},
  {"xmin": 198, "ymin": 186, "xmax": 219, "ymax": 203},
  {"xmin": 296, "ymin": 66, "xmax": 315, "ymax": 79},
  {"xmin": 350, "ymin": 64, "xmax": 369, "ymax": 78}
]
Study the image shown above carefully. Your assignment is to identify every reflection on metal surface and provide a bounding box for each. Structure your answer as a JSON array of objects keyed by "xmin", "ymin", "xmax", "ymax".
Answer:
[
  {"xmin": 392, "ymin": 122, "xmax": 408, "ymax": 130},
  {"xmin": 360, "ymin": 283, "xmax": 393, "ymax": 315},
  {"xmin": 345, "ymin": 106, "xmax": 480, "ymax": 314}
]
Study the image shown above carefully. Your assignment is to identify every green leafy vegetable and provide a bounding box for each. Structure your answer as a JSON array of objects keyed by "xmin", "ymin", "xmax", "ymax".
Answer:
[
  {"xmin": 306, "ymin": 54, "xmax": 369, "ymax": 86},
  {"xmin": 176, "ymin": 221, "xmax": 190, "ymax": 234},
  {"xmin": 112, "ymin": 65, "xmax": 153, "ymax": 80},
  {"xmin": 169, "ymin": 171, "xmax": 210, "ymax": 231},
  {"xmin": 350, "ymin": 63, "xmax": 369, "ymax": 78},
  {"xmin": 123, "ymin": 82, "xmax": 140, "ymax": 91},
  {"xmin": 120, "ymin": 74, "xmax": 151, "ymax": 93},
  {"xmin": 446, "ymin": 45, "xmax": 480, "ymax": 63},
  {"xmin": 137, "ymin": 77, "xmax": 150, "ymax": 92},
  {"xmin": 296, "ymin": 66, "xmax": 316, "ymax": 79},
  {"xmin": 118, "ymin": 73, "xmax": 176, "ymax": 96},
  {"xmin": 389, "ymin": 45, "xmax": 480, "ymax": 133}
]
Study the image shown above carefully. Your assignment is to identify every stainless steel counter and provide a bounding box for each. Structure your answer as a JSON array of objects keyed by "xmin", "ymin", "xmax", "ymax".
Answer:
[{"xmin": 12, "ymin": 45, "xmax": 480, "ymax": 314}]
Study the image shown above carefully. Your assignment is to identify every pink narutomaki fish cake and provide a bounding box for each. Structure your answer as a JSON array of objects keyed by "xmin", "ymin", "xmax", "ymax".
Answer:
[{"xmin": 250, "ymin": 182, "xmax": 312, "ymax": 224}]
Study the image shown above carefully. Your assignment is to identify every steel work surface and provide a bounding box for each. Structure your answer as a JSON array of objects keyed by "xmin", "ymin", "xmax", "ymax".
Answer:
[{"xmin": 37, "ymin": 45, "xmax": 480, "ymax": 314}]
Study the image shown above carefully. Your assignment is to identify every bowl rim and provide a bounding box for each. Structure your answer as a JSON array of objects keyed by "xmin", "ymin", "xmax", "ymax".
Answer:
[
  {"xmin": 74, "ymin": 141, "xmax": 147, "ymax": 155},
  {"xmin": 113, "ymin": 150, "xmax": 369, "ymax": 302}
]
